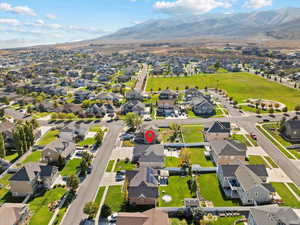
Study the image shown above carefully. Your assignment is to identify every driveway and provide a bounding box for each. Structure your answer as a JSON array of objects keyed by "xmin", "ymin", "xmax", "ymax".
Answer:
[
  {"xmin": 110, "ymin": 147, "xmax": 134, "ymax": 160},
  {"xmin": 100, "ymin": 172, "xmax": 124, "ymax": 186},
  {"xmin": 267, "ymin": 168, "xmax": 292, "ymax": 183},
  {"xmin": 247, "ymin": 147, "xmax": 268, "ymax": 156}
]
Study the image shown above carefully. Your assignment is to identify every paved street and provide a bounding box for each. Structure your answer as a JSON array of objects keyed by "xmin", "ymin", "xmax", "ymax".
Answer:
[{"xmin": 61, "ymin": 122, "xmax": 123, "ymax": 225}]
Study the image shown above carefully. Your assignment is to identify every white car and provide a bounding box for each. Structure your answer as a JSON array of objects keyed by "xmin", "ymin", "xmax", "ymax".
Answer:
[{"xmin": 107, "ymin": 213, "xmax": 118, "ymax": 223}]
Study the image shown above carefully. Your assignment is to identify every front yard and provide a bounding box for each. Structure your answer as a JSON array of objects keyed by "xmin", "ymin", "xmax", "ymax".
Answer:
[
  {"xmin": 22, "ymin": 151, "xmax": 42, "ymax": 164},
  {"xmin": 247, "ymin": 155, "xmax": 270, "ymax": 168},
  {"xmin": 197, "ymin": 174, "xmax": 239, "ymax": 206},
  {"xmin": 37, "ymin": 129, "xmax": 59, "ymax": 146},
  {"xmin": 28, "ymin": 187, "xmax": 67, "ymax": 225},
  {"xmin": 78, "ymin": 137, "xmax": 96, "ymax": 147},
  {"xmin": 104, "ymin": 185, "xmax": 124, "ymax": 212},
  {"xmin": 60, "ymin": 158, "xmax": 81, "ymax": 177},
  {"xmin": 159, "ymin": 176, "xmax": 193, "ymax": 207},
  {"xmin": 114, "ymin": 160, "xmax": 136, "ymax": 172},
  {"xmin": 271, "ymin": 182, "xmax": 300, "ymax": 208}
]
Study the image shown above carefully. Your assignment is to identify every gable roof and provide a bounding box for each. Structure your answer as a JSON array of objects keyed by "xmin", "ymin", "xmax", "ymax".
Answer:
[
  {"xmin": 206, "ymin": 121, "xmax": 231, "ymax": 133},
  {"xmin": 219, "ymin": 164, "xmax": 268, "ymax": 178},
  {"xmin": 210, "ymin": 139, "xmax": 247, "ymax": 157},
  {"xmin": 250, "ymin": 207, "xmax": 300, "ymax": 225},
  {"xmin": 0, "ymin": 203, "xmax": 28, "ymax": 225}
]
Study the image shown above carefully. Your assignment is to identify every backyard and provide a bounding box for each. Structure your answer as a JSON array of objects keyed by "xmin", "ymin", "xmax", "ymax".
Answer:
[
  {"xmin": 181, "ymin": 125, "xmax": 204, "ymax": 143},
  {"xmin": 78, "ymin": 137, "xmax": 96, "ymax": 147},
  {"xmin": 22, "ymin": 151, "xmax": 42, "ymax": 164},
  {"xmin": 159, "ymin": 176, "xmax": 193, "ymax": 207},
  {"xmin": 197, "ymin": 174, "xmax": 239, "ymax": 206},
  {"xmin": 146, "ymin": 72, "xmax": 300, "ymax": 110},
  {"xmin": 104, "ymin": 185, "xmax": 124, "ymax": 212},
  {"xmin": 188, "ymin": 148, "xmax": 214, "ymax": 167},
  {"xmin": 60, "ymin": 158, "xmax": 81, "ymax": 177}
]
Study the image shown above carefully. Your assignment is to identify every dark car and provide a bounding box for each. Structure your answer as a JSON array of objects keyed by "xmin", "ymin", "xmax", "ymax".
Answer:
[
  {"xmin": 87, "ymin": 165, "xmax": 93, "ymax": 174},
  {"xmin": 263, "ymin": 119, "xmax": 270, "ymax": 122}
]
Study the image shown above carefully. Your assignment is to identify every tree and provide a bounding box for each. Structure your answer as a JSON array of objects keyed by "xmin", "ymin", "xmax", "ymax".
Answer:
[
  {"xmin": 66, "ymin": 175, "xmax": 80, "ymax": 192},
  {"xmin": 0, "ymin": 133, "xmax": 6, "ymax": 158},
  {"xmin": 295, "ymin": 105, "xmax": 300, "ymax": 112},
  {"xmin": 83, "ymin": 202, "xmax": 98, "ymax": 219},
  {"xmin": 81, "ymin": 152, "xmax": 93, "ymax": 165},
  {"xmin": 0, "ymin": 108, "xmax": 4, "ymax": 118},
  {"xmin": 179, "ymin": 148, "xmax": 191, "ymax": 169},
  {"xmin": 169, "ymin": 123, "xmax": 181, "ymax": 142},
  {"xmin": 282, "ymin": 107, "xmax": 288, "ymax": 112},
  {"xmin": 100, "ymin": 204, "xmax": 112, "ymax": 218},
  {"xmin": 95, "ymin": 129, "xmax": 104, "ymax": 145},
  {"xmin": 269, "ymin": 107, "xmax": 274, "ymax": 114},
  {"xmin": 124, "ymin": 113, "xmax": 142, "ymax": 131},
  {"xmin": 13, "ymin": 128, "xmax": 23, "ymax": 156},
  {"xmin": 80, "ymin": 159, "xmax": 89, "ymax": 176}
]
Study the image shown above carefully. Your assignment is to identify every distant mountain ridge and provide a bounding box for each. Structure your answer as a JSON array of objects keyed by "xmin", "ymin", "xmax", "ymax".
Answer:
[{"xmin": 102, "ymin": 7, "xmax": 300, "ymax": 40}]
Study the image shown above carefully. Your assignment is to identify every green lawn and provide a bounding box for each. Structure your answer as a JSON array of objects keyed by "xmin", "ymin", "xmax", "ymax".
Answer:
[
  {"xmin": 95, "ymin": 186, "xmax": 106, "ymax": 206},
  {"xmin": 262, "ymin": 123, "xmax": 300, "ymax": 159},
  {"xmin": 164, "ymin": 157, "xmax": 180, "ymax": 167},
  {"xmin": 4, "ymin": 153, "xmax": 19, "ymax": 163},
  {"xmin": 246, "ymin": 134, "xmax": 258, "ymax": 146},
  {"xmin": 257, "ymin": 125, "xmax": 295, "ymax": 159},
  {"xmin": 78, "ymin": 137, "xmax": 96, "ymax": 147},
  {"xmin": 231, "ymin": 134, "xmax": 251, "ymax": 146},
  {"xmin": 146, "ymin": 72, "xmax": 300, "ymax": 110},
  {"xmin": 188, "ymin": 148, "xmax": 214, "ymax": 167},
  {"xmin": 159, "ymin": 128, "xmax": 181, "ymax": 143},
  {"xmin": 106, "ymin": 160, "xmax": 115, "ymax": 172},
  {"xmin": 265, "ymin": 156, "xmax": 278, "ymax": 168},
  {"xmin": 37, "ymin": 129, "xmax": 59, "ymax": 146},
  {"xmin": 114, "ymin": 160, "xmax": 136, "ymax": 172},
  {"xmin": 89, "ymin": 125, "xmax": 102, "ymax": 132},
  {"xmin": 170, "ymin": 218, "xmax": 189, "ymax": 225},
  {"xmin": 287, "ymin": 183, "xmax": 300, "ymax": 198},
  {"xmin": 206, "ymin": 216, "xmax": 243, "ymax": 225},
  {"xmin": 60, "ymin": 158, "xmax": 81, "ymax": 177},
  {"xmin": 197, "ymin": 174, "xmax": 239, "ymax": 206},
  {"xmin": 22, "ymin": 151, "xmax": 42, "ymax": 164},
  {"xmin": 0, "ymin": 173, "xmax": 12, "ymax": 187},
  {"xmin": 271, "ymin": 182, "xmax": 300, "ymax": 208},
  {"xmin": 104, "ymin": 185, "xmax": 124, "ymax": 212},
  {"xmin": 181, "ymin": 125, "xmax": 204, "ymax": 143},
  {"xmin": 29, "ymin": 188, "xmax": 67, "ymax": 225},
  {"xmin": 248, "ymin": 155, "xmax": 270, "ymax": 168},
  {"xmin": 159, "ymin": 176, "xmax": 192, "ymax": 207}
]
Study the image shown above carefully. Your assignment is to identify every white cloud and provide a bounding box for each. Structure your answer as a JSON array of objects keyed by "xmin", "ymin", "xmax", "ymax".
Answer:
[
  {"xmin": 46, "ymin": 14, "xmax": 57, "ymax": 20},
  {"xmin": 153, "ymin": 0, "xmax": 232, "ymax": 15},
  {"xmin": 243, "ymin": 0, "xmax": 272, "ymax": 9},
  {"xmin": 0, "ymin": 3, "xmax": 36, "ymax": 16},
  {"xmin": 35, "ymin": 19, "xmax": 45, "ymax": 25},
  {"xmin": 0, "ymin": 18, "xmax": 20, "ymax": 26},
  {"xmin": 47, "ymin": 24, "xmax": 62, "ymax": 29}
]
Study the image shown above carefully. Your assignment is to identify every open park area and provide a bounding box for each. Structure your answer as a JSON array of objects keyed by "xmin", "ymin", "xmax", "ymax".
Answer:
[{"xmin": 146, "ymin": 72, "xmax": 300, "ymax": 110}]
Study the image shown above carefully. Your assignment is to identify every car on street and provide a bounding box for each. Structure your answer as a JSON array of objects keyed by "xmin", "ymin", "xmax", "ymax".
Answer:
[
  {"xmin": 144, "ymin": 117, "xmax": 152, "ymax": 121},
  {"xmin": 107, "ymin": 213, "xmax": 118, "ymax": 223}
]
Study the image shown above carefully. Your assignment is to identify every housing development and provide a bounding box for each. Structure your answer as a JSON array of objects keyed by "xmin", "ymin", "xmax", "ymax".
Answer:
[{"xmin": 0, "ymin": 41, "xmax": 300, "ymax": 225}]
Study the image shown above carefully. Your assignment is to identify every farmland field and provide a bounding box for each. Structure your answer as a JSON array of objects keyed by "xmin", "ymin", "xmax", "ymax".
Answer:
[{"xmin": 146, "ymin": 73, "xmax": 300, "ymax": 110}]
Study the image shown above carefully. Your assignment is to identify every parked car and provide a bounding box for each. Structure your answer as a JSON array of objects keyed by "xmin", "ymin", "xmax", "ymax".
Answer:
[
  {"xmin": 107, "ymin": 213, "xmax": 118, "ymax": 223},
  {"xmin": 250, "ymin": 133, "xmax": 257, "ymax": 140},
  {"xmin": 263, "ymin": 119, "xmax": 270, "ymax": 122},
  {"xmin": 144, "ymin": 117, "xmax": 152, "ymax": 121},
  {"xmin": 87, "ymin": 165, "xmax": 93, "ymax": 174},
  {"xmin": 115, "ymin": 170, "xmax": 125, "ymax": 181},
  {"xmin": 120, "ymin": 133, "xmax": 134, "ymax": 140}
]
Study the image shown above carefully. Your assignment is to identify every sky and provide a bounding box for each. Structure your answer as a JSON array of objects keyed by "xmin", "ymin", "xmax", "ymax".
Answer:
[{"xmin": 0, "ymin": 0, "xmax": 299, "ymax": 48}]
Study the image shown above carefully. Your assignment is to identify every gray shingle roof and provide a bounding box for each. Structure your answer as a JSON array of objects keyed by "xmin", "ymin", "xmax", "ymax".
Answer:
[
  {"xmin": 210, "ymin": 139, "xmax": 247, "ymax": 156},
  {"xmin": 206, "ymin": 121, "xmax": 231, "ymax": 133}
]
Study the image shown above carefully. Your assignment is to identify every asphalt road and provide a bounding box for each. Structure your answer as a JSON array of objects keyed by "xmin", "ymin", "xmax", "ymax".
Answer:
[
  {"xmin": 61, "ymin": 122, "xmax": 123, "ymax": 225},
  {"xmin": 134, "ymin": 64, "xmax": 149, "ymax": 93}
]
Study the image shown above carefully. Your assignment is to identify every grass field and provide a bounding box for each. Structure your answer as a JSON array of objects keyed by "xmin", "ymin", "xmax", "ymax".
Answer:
[
  {"xmin": 164, "ymin": 156, "xmax": 180, "ymax": 167},
  {"xmin": 189, "ymin": 148, "xmax": 214, "ymax": 167},
  {"xmin": 104, "ymin": 185, "xmax": 124, "ymax": 212},
  {"xmin": 29, "ymin": 188, "xmax": 67, "ymax": 225},
  {"xmin": 146, "ymin": 73, "xmax": 300, "ymax": 110},
  {"xmin": 248, "ymin": 155, "xmax": 270, "ymax": 168},
  {"xmin": 271, "ymin": 182, "xmax": 300, "ymax": 208},
  {"xmin": 159, "ymin": 176, "xmax": 192, "ymax": 207},
  {"xmin": 114, "ymin": 160, "xmax": 136, "ymax": 172},
  {"xmin": 60, "ymin": 158, "xmax": 81, "ymax": 177},
  {"xmin": 37, "ymin": 129, "xmax": 59, "ymax": 146},
  {"xmin": 22, "ymin": 151, "xmax": 42, "ymax": 164},
  {"xmin": 181, "ymin": 125, "xmax": 204, "ymax": 143},
  {"xmin": 106, "ymin": 160, "xmax": 115, "ymax": 172},
  {"xmin": 197, "ymin": 174, "xmax": 239, "ymax": 206}
]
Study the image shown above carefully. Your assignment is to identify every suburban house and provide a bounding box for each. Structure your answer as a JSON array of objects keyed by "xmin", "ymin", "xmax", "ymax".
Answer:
[
  {"xmin": 116, "ymin": 208, "xmax": 169, "ymax": 225},
  {"xmin": 0, "ymin": 203, "xmax": 30, "ymax": 225},
  {"xmin": 121, "ymin": 100, "xmax": 145, "ymax": 115},
  {"xmin": 280, "ymin": 118, "xmax": 300, "ymax": 143},
  {"xmin": 133, "ymin": 144, "xmax": 164, "ymax": 168},
  {"xmin": 9, "ymin": 163, "xmax": 59, "ymax": 197},
  {"xmin": 191, "ymin": 96, "xmax": 215, "ymax": 116},
  {"xmin": 157, "ymin": 99, "xmax": 176, "ymax": 117},
  {"xmin": 0, "ymin": 120, "xmax": 15, "ymax": 149},
  {"xmin": 135, "ymin": 124, "xmax": 160, "ymax": 144},
  {"xmin": 159, "ymin": 89, "xmax": 177, "ymax": 100},
  {"xmin": 217, "ymin": 164, "xmax": 274, "ymax": 205},
  {"xmin": 248, "ymin": 206, "xmax": 300, "ymax": 225},
  {"xmin": 41, "ymin": 139, "xmax": 76, "ymax": 163},
  {"xmin": 209, "ymin": 139, "xmax": 247, "ymax": 165},
  {"xmin": 125, "ymin": 90, "xmax": 143, "ymax": 101},
  {"xmin": 125, "ymin": 167, "xmax": 159, "ymax": 206},
  {"xmin": 204, "ymin": 121, "xmax": 231, "ymax": 141},
  {"xmin": 185, "ymin": 88, "xmax": 210, "ymax": 102}
]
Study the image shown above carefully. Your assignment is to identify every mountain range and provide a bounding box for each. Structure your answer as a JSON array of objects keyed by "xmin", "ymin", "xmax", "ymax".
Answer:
[{"xmin": 102, "ymin": 7, "xmax": 300, "ymax": 41}]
